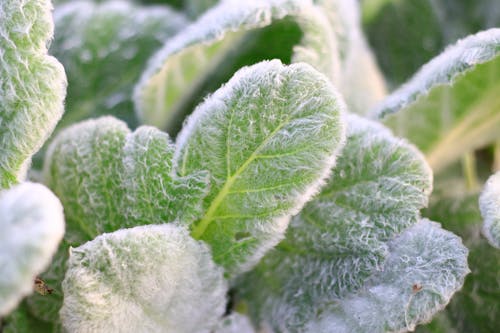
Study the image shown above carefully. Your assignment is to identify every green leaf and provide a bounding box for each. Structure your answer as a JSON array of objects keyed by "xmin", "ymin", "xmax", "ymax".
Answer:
[
  {"xmin": 236, "ymin": 115, "xmax": 444, "ymax": 331},
  {"xmin": 302, "ymin": 220, "xmax": 469, "ymax": 333},
  {"xmin": 479, "ymin": 171, "xmax": 500, "ymax": 248},
  {"xmin": 60, "ymin": 224, "xmax": 228, "ymax": 333},
  {"xmin": 134, "ymin": 0, "xmax": 339, "ymax": 134},
  {"xmin": 0, "ymin": 183, "xmax": 65, "ymax": 316},
  {"xmin": 418, "ymin": 190, "xmax": 500, "ymax": 333},
  {"xmin": 175, "ymin": 60, "xmax": 346, "ymax": 276},
  {"xmin": 373, "ymin": 29, "xmax": 500, "ymax": 173},
  {"xmin": 50, "ymin": 0, "xmax": 187, "ymax": 130},
  {"xmin": 44, "ymin": 117, "xmax": 208, "ymax": 242},
  {"xmin": 316, "ymin": 0, "xmax": 387, "ymax": 115},
  {"xmin": 1, "ymin": 303, "xmax": 55, "ymax": 333},
  {"xmin": 0, "ymin": 0, "xmax": 66, "ymax": 188},
  {"xmin": 362, "ymin": 0, "xmax": 500, "ymax": 85}
]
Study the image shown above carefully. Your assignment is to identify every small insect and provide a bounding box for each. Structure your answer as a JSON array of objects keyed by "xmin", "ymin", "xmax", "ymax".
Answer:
[
  {"xmin": 412, "ymin": 283, "xmax": 423, "ymax": 293},
  {"xmin": 34, "ymin": 277, "xmax": 54, "ymax": 296}
]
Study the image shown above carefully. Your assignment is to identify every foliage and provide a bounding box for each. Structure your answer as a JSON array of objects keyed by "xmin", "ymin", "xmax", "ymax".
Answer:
[{"xmin": 1, "ymin": 0, "xmax": 499, "ymax": 332}]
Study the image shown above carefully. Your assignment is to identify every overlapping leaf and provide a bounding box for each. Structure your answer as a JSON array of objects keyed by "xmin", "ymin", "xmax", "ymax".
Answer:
[
  {"xmin": 0, "ymin": 183, "xmax": 65, "ymax": 316},
  {"xmin": 134, "ymin": 0, "xmax": 338, "ymax": 134},
  {"xmin": 175, "ymin": 60, "xmax": 345, "ymax": 276},
  {"xmin": 479, "ymin": 172, "xmax": 500, "ymax": 248},
  {"xmin": 417, "ymin": 189, "xmax": 500, "ymax": 333},
  {"xmin": 0, "ymin": 0, "xmax": 66, "ymax": 188},
  {"xmin": 60, "ymin": 224, "xmax": 227, "ymax": 333},
  {"xmin": 50, "ymin": 0, "xmax": 187, "ymax": 129},
  {"xmin": 373, "ymin": 29, "xmax": 500, "ymax": 173},
  {"xmin": 44, "ymin": 116, "xmax": 208, "ymax": 243},
  {"xmin": 236, "ymin": 115, "xmax": 467, "ymax": 332}
]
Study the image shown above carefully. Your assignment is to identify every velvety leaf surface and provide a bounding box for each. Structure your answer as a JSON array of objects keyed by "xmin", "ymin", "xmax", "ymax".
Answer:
[
  {"xmin": 60, "ymin": 224, "xmax": 227, "ymax": 333},
  {"xmin": 374, "ymin": 29, "xmax": 500, "ymax": 173},
  {"xmin": 302, "ymin": 220, "xmax": 468, "ymax": 333},
  {"xmin": 362, "ymin": 0, "xmax": 500, "ymax": 85},
  {"xmin": 175, "ymin": 60, "xmax": 346, "ymax": 276},
  {"xmin": 134, "ymin": 0, "xmax": 338, "ymax": 134},
  {"xmin": 479, "ymin": 171, "xmax": 500, "ymax": 248},
  {"xmin": 44, "ymin": 117, "xmax": 208, "ymax": 243},
  {"xmin": 237, "ymin": 115, "xmax": 440, "ymax": 331},
  {"xmin": 50, "ymin": 0, "xmax": 187, "ymax": 129},
  {"xmin": 0, "ymin": 0, "xmax": 66, "ymax": 188},
  {"xmin": 417, "ymin": 190, "xmax": 500, "ymax": 333},
  {"xmin": 0, "ymin": 183, "xmax": 65, "ymax": 316}
]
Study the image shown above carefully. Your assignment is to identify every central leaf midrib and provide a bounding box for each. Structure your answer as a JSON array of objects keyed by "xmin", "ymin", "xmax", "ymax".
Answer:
[{"xmin": 191, "ymin": 115, "xmax": 293, "ymax": 239}]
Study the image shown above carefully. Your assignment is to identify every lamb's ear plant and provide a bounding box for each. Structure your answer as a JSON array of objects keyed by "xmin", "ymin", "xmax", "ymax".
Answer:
[
  {"xmin": 2, "ymin": 0, "xmax": 499, "ymax": 332},
  {"xmin": 0, "ymin": 0, "xmax": 66, "ymax": 321}
]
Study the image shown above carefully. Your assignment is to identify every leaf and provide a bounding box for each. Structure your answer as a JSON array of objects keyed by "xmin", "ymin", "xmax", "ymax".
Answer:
[
  {"xmin": 479, "ymin": 171, "xmax": 500, "ymax": 248},
  {"xmin": 316, "ymin": 0, "xmax": 387, "ymax": 114},
  {"xmin": 418, "ymin": 190, "xmax": 500, "ymax": 333},
  {"xmin": 362, "ymin": 0, "xmax": 500, "ymax": 85},
  {"xmin": 174, "ymin": 60, "xmax": 346, "ymax": 276},
  {"xmin": 134, "ymin": 0, "xmax": 339, "ymax": 134},
  {"xmin": 60, "ymin": 224, "xmax": 228, "ymax": 333},
  {"xmin": 236, "ymin": 114, "xmax": 439, "ymax": 331},
  {"xmin": 0, "ymin": 0, "xmax": 66, "ymax": 188},
  {"xmin": 0, "ymin": 183, "xmax": 65, "ymax": 317},
  {"xmin": 302, "ymin": 220, "xmax": 469, "ymax": 333},
  {"xmin": 50, "ymin": 0, "xmax": 187, "ymax": 130},
  {"xmin": 1, "ymin": 303, "xmax": 55, "ymax": 333},
  {"xmin": 44, "ymin": 116, "xmax": 208, "ymax": 243},
  {"xmin": 373, "ymin": 28, "xmax": 500, "ymax": 173}
]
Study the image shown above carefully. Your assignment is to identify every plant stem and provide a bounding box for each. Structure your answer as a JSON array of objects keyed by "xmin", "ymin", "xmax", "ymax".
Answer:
[{"xmin": 462, "ymin": 151, "xmax": 479, "ymax": 191}]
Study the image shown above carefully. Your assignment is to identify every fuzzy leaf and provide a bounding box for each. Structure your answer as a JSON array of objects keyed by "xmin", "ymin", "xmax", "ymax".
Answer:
[
  {"xmin": 0, "ymin": 0, "xmax": 67, "ymax": 188},
  {"xmin": 237, "ymin": 115, "xmax": 441, "ymax": 331},
  {"xmin": 175, "ymin": 60, "xmax": 346, "ymax": 276},
  {"xmin": 303, "ymin": 220, "xmax": 469, "ymax": 333},
  {"xmin": 417, "ymin": 189, "xmax": 500, "ymax": 333},
  {"xmin": 60, "ymin": 224, "xmax": 228, "ymax": 333},
  {"xmin": 134, "ymin": 0, "xmax": 338, "ymax": 134},
  {"xmin": 50, "ymin": 0, "xmax": 187, "ymax": 130},
  {"xmin": 373, "ymin": 29, "xmax": 500, "ymax": 173},
  {"xmin": 0, "ymin": 183, "xmax": 65, "ymax": 316},
  {"xmin": 44, "ymin": 117, "xmax": 208, "ymax": 243},
  {"xmin": 479, "ymin": 172, "xmax": 500, "ymax": 248}
]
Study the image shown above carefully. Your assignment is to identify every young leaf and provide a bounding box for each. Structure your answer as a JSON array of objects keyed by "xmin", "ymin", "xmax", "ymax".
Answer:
[
  {"xmin": 134, "ymin": 0, "xmax": 338, "ymax": 134},
  {"xmin": 236, "ymin": 115, "xmax": 439, "ymax": 331},
  {"xmin": 50, "ymin": 0, "xmax": 187, "ymax": 129},
  {"xmin": 479, "ymin": 171, "xmax": 500, "ymax": 248},
  {"xmin": 373, "ymin": 29, "xmax": 500, "ymax": 173},
  {"xmin": 0, "ymin": 0, "xmax": 66, "ymax": 188},
  {"xmin": 44, "ymin": 117, "xmax": 208, "ymax": 242},
  {"xmin": 0, "ymin": 183, "xmax": 65, "ymax": 316},
  {"xmin": 175, "ymin": 60, "xmax": 346, "ymax": 276},
  {"xmin": 60, "ymin": 224, "xmax": 228, "ymax": 333},
  {"xmin": 302, "ymin": 220, "xmax": 469, "ymax": 333}
]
